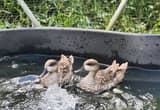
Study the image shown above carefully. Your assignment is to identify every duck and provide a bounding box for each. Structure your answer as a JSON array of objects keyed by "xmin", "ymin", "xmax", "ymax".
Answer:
[
  {"xmin": 39, "ymin": 59, "xmax": 59, "ymax": 88},
  {"xmin": 57, "ymin": 54, "xmax": 74, "ymax": 87},
  {"xmin": 77, "ymin": 59, "xmax": 128, "ymax": 93}
]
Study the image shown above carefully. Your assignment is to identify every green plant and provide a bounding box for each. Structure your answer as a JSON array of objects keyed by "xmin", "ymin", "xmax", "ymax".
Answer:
[{"xmin": 0, "ymin": 0, "xmax": 159, "ymax": 33}]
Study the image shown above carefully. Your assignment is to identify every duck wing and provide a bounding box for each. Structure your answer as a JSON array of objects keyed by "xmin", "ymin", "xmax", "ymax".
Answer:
[
  {"xmin": 94, "ymin": 61, "xmax": 127, "ymax": 93},
  {"xmin": 94, "ymin": 60, "xmax": 119, "ymax": 91}
]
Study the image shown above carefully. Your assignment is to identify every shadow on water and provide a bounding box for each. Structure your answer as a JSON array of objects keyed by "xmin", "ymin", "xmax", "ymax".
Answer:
[{"xmin": 0, "ymin": 54, "xmax": 159, "ymax": 110}]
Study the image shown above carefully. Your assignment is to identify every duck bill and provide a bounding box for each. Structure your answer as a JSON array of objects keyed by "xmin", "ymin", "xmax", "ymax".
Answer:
[
  {"xmin": 74, "ymin": 67, "xmax": 84, "ymax": 73},
  {"xmin": 39, "ymin": 68, "xmax": 47, "ymax": 77}
]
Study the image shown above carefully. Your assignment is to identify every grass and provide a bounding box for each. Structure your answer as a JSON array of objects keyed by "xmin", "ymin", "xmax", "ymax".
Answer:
[{"xmin": 0, "ymin": 0, "xmax": 160, "ymax": 33}]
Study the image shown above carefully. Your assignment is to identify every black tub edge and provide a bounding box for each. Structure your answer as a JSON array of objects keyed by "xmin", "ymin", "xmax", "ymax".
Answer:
[{"xmin": 0, "ymin": 27, "xmax": 160, "ymax": 68}]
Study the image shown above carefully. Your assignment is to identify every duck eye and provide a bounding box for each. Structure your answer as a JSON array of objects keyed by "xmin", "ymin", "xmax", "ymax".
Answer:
[{"xmin": 49, "ymin": 62, "xmax": 57, "ymax": 66}]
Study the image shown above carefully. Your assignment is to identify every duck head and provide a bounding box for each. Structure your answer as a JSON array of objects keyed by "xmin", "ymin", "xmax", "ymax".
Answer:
[
  {"xmin": 57, "ymin": 54, "xmax": 74, "ymax": 86},
  {"xmin": 83, "ymin": 59, "xmax": 99, "ymax": 73},
  {"xmin": 40, "ymin": 59, "xmax": 58, "ymax": 77}
]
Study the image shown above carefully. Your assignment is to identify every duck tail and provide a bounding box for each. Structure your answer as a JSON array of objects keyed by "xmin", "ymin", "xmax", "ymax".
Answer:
[
  {"xmin": 104, "ymin": 60, "xmax": 119, "ymax": 74},
  {"xmin": 110, "ymin": 60, "xmax": 119, "ymax": 73},
  {"xmin": 112, "ymin": 60, "xmax": 117, "ymax": 65},
  {"xmin": 115, "ymin": 62, "xmax": 128, "ymax": 82},
  {"xmin": 119, "ymin": 62, "xmax": 128, "ymax": 70}
]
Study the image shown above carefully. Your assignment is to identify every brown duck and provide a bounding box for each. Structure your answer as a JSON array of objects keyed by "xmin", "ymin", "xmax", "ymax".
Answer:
[
  {"xmin": 57, "ymin": 54, "xmax": 74, "ymax": 86},
  {"xmin": 77, "ymin": 59, "xmax": 128, "ymax": 93}
]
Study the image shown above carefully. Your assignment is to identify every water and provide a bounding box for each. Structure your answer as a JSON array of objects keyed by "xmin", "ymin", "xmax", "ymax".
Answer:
[{"xmin": 0, "ymin": 54, "xmax": 159, "ymax": 110}]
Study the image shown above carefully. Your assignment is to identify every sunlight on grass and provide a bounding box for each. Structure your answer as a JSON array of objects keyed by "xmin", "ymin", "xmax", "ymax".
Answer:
[{"xmin": 0, "ymin": 0, "xmax": 160, "ymax": 33}]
